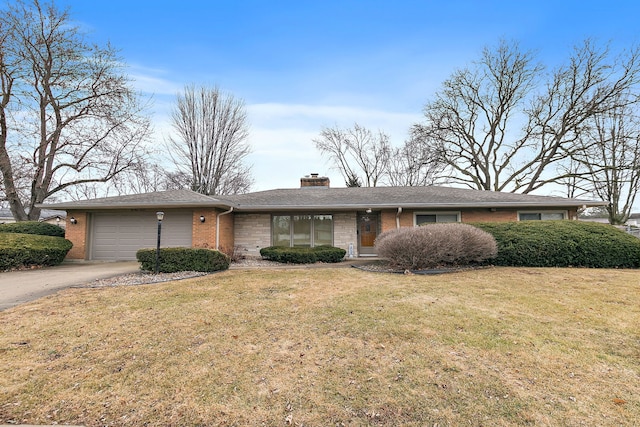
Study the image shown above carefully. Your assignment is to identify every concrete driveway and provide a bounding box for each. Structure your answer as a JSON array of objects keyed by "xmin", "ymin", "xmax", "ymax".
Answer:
[{"xmin": 0, "ymin": 261, "xmax": 140, "ymax": 311}]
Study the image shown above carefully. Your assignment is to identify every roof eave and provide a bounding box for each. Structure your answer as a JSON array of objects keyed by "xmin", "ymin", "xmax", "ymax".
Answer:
[
  {"xmin": 232, "ymin": 200, "xmax": 607, "ymax": 211},
  {"xmin": 37, "ymin": 201, "xmax": 235, "ymax": 210}
]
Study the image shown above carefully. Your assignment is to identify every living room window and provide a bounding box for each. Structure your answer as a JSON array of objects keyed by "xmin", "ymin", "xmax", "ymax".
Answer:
[
  {"xmin": 415, "ymin": 212, "xmax": 460, "ymax": 225},
  {"xmin": 518, "ymin": 211, "xmax": 566, "ymax": 221},
  {"xmin": 272, "ymin": 214, "xmax": 333, "ymax": 247}
]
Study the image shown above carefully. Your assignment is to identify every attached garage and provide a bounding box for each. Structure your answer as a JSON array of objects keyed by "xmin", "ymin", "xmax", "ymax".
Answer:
[{"xmin": 89, "ymin": 210, "xmax": 193, "ymax": 260}]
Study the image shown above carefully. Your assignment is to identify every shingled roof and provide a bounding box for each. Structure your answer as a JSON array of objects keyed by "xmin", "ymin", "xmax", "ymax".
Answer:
[
  {"xmin": 40, "ymin": 185, "xmax": 605, "ymax": 211},
  {"xmin": 41, "ymin": 189, "xmax": 230, "ymax": 210},
  {"xmin": 221, "ymin": 186, "xmax": 605, "ymax": 211}
]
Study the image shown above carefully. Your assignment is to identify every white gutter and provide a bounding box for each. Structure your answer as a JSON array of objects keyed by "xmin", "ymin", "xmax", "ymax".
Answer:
[
  {"xmin": 216, "ymin": 207, "xmax": 234, "ymax": 250},
  {"xmin": 396, "ymin": 207, "xmax": 403, "ymax": 228}
]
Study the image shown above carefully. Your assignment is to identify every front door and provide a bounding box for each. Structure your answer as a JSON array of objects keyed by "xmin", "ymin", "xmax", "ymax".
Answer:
[{"xmin": 358, "ymin": 212, "xmax": 379, "ymax": 256}]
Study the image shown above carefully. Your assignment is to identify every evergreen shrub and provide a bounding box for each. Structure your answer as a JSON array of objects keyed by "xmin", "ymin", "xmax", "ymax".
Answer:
[
  {"xmin": 474, "ymin": 220, "xmax": 640, "ymax": 268},
  {"xmin": 136, "ymin": 247, "xmax": 230, "ymax": 273},
  {"xmin": 260, "ymin": 245, "xmax": 346, "ymax": 264},
  {"xmin": 0, "ymin": 233, "xmax": 72, "ymax": 270},
  {"xmin": 0, "ymin": 221, "xmax": 65, "ymax": 237}
]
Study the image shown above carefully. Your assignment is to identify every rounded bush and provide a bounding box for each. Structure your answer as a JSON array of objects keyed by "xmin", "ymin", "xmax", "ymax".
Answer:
[
  {"xmin": 0, "ymin": 233, "xmax": 73, "ymax": 270},
  {"xmin": 474, "ymin": 221, "xmax": 640, "ymax": 268},
  {"xmin": 0, "ymin": 221, "xmax": 65, "ymax": 237},
  {"xmin": 260, "ymin": 246, "xmax": 347, "ymax": 263},
  {"xmin": 136, "ymin": 247, "xmax": 230, "ymax": 273},
  {"xmin": 375, "ymin": 223, "xmax": 498, "ymax": 270}
]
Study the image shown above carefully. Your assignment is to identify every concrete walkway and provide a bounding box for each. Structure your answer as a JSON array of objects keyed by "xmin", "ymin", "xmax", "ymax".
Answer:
[{"xmin": 0, "ymin": 261, "xmax": 140, "ymax": 311}]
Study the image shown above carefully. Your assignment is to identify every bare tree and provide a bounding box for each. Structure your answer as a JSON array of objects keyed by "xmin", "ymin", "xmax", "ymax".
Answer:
[
  {"xmin": 413, "ymin": 39, "xmax": 640, "ymax": 194},
  {"xmin": 0, "ymin": 0, "xmax": 152, "ymax": 220},
  {"xmin": 571, "ymin": 97, "xmax": 640, "ymax": 224},
  {"xmin": 314, "ymin": 123, "xmax": 391, "ymax": 187},
  {"xmin": 167, "ymin": 85, "xmax": 253, "ymax": 195},
  {"xmin": 384, "ymin": 137, "xmax": 448, "ymax": 186},
  {"xmin": 554, "ymin": 157, "xmax": 592, "ymax": 199}
]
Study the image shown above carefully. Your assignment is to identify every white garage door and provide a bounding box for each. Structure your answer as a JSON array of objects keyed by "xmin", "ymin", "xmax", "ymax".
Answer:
[{"xmin": 90, "ymin": 210, "xmax": 193, "ymax": 260}]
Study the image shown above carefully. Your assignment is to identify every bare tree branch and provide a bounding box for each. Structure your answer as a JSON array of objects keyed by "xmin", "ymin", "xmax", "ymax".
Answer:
[
  {"xmin": 0, "ymin": 0, "xmax": 152, "ymax": 220},
  {"xmin": 167, "ymin": 84, "xmax": 253, "ymax": 195},
  {"xmin": 384, "ymin": 137, "xmax": 449, "ymax": 186},
  {"xmin": 570, "ymin": 95, "xmax": 640, "ymax": 224},
  {"xmin": 314, "ymin": 123, "xmax": 390, "ymax": 187},
  {"xmin": 413, "ymin": 39, "xmax": 640, "ymax": 195}
]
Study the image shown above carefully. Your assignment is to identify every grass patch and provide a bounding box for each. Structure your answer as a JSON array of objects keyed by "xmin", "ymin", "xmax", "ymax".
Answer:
[{"xmin": 0, "ymin": 267, "xmax": 639, "ymax": 426}]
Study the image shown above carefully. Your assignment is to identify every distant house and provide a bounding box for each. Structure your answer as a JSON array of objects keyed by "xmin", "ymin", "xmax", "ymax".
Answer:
[
  {"xmin": 0, "ymin": 209, "xmax": 66, "ymax": 227},
  {"xmin": 41, "ymin": 174, "xmax": 606, "ymax": 261}
]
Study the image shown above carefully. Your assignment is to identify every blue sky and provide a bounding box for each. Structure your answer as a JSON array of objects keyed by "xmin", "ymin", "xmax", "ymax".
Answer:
[{"xmin": 57, "ymin": 0, "xmax": 640, "ymax": 192}]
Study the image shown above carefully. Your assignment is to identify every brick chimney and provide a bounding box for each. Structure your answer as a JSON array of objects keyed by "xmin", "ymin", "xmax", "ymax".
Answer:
[{"xmin": 300, "ymin": 173, "xmax": 330, "ymax": 188}]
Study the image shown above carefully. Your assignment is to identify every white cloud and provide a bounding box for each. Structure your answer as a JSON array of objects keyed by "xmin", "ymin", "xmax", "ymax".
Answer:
[
  {"xmin": 125, "ymin": 63, "xmax": 185, "ymax": 97},
  {"xmin": 129, "ymin": 73, "xmax": 183, "ymax": 97},
  {"xmin": 243, "ymin": 102, "xmax": 422, "ymax": 190},
  {"xmin": 149, "ymin": 100, "xmax": 424, "ymax": 191}
]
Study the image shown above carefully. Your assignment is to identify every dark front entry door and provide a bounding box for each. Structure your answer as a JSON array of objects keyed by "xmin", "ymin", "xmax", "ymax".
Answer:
[{"xmin": 358, "ymin": 212, "xmax": 378, "ymax": 256}]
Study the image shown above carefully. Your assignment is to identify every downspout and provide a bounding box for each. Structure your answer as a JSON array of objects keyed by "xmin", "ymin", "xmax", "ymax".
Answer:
[
  {"xmin": 396, "ymin": 207, "xmax": 403, "ymax": 229},
  {"xmin": 216, "ymin": 207, "xmax": 234, "ymax": 250}
]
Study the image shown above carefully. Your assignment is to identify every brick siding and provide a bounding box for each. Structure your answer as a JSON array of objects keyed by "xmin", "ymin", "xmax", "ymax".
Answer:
[
  {"xmin": 64, "ymin": 211, "xmax": 87, "ymax": 259},
  {"xmin": 192, "ymin": 209, "xmax": 217, "ymax": 249}
]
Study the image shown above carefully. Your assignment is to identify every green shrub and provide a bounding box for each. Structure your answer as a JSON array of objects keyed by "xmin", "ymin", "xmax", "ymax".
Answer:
[
  {"xmin": 136, "ymin": 247, "xmax": 230, "ymax": 273},
  {"xmin": 0, "ymin": 233, "xmax": 73, "ymax": 270},
  {"xmin": 375, "ymin": 223, "xmax": 498, "ymax": 270},
  {"xmin": 474, "ymin": 221, "xmax": 640, "ymax": 268},
  {"xmin": 0, "ymin": 221, "xmax": 65, "ymax": 237},
  {"xmin": 260, "ymin": 246, "xmax": 347, "ymax": 264}
]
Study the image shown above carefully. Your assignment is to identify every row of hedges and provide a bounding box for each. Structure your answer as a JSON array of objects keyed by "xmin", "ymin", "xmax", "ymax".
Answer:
[
  {"xmin": 136, "ymin": 247, "xmax": 230, "ymax": 273},
  {"xmin": 0, "ymin": 221, "xmax": 65, "ymax": 237},
  {"xmin": 373, "ymin": 221, "xmax": 640, "ymax": 270},
  {"xmin": 0, "ymin": 232, "xmax": 73, "ymax": 271},
  {"xmin": 260, "ymin": 246, "xmax": 346, "ymax": 264},
  {"xmin": 474, "ymin": 221, "xmax": 640, "ymax": 268}
]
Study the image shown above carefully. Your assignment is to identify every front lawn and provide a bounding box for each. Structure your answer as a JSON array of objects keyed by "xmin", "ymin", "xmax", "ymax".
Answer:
[{"xmin": 0, "ymin": 267, "xmax": 638, "ymax": 426}]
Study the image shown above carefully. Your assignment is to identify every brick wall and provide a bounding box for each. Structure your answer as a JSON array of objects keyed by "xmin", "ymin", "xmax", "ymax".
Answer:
[
  {"xmin": 381, "ymin": 208, "xmax": 578, "ymax": 225},
  {"xmin": 380, "ymin": 209, "xmax": 413, "ymax": 233},
  {"xmin": 192, "ymin": 209, "xmax": 217, "ymax": 249},
  {"xmin": 217, "ymin": 210, "xmax": 235, "ymax": 253},
  {"xmin": 234, "ymin": 213, "xmax": 271, "ymax": 257},
  {"xmin": 461, "ymin": 209, "xmax": 517, "ymax": 222},
  {"xmin": 65, "ymin": 211, "xmax": 87, "ymax": 259}
]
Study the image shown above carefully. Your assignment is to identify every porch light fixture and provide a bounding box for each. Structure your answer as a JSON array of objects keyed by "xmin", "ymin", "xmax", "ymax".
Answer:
[
  {"xmin": 69, "ymin": 217, "xmax": 77, "ymax": 225},
  {"xmin": 56, "ymin": 216, "xmax": 61, "ymax": 225},
  {"xmin": 199, "ymin": 215, "xmax": 206, "ymax": 223},
  {"xmin": 155, "ymin": 211, "xmax": 164, "ymax": 274}
]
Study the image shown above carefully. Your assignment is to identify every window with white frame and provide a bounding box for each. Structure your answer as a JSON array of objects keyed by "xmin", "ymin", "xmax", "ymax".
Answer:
[
  {"xmin": 415, "ymin": 212, "xmax": 460, "ymax": 225},
  {"xmin": 518, "ymin": 211, "xmax": 566, "ymax": 221}
]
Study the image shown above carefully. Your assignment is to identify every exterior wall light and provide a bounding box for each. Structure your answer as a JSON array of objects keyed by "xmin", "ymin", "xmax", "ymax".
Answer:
[
  {"xmin": 199, "ymin": 215, "xmax": 206, "ymax": 223},
  {"xmin": 69, "ymin": 217, "xmax": 77, "ymax": 225}
]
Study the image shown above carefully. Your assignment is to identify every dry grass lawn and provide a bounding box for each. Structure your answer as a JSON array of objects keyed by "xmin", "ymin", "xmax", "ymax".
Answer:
[{"xmin": 0, "ymin": 267, "xmax": 639, "ymax": 426}]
